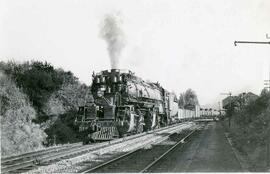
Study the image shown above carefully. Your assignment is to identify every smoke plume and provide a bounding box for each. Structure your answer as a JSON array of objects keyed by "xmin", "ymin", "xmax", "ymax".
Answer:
[{"xmin": 100, "ymin": 12, "xmax": 126, "ymax": 69}]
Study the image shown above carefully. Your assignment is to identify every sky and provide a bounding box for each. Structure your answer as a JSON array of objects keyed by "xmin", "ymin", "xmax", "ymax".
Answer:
[{"xmin": 0, "ymin": 0, "xmax": 270, "ymax": 108}]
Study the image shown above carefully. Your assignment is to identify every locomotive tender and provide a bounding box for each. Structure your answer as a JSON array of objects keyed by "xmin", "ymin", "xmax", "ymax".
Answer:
[{"xmin": 75, "ymin": 69, "xmax": 179, "ymax": 141}]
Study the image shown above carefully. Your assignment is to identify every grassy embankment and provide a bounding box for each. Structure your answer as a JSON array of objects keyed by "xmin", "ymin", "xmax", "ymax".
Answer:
[{"xmin": 222, "ymin": 90, "xmax": 270, "ymax": 172}]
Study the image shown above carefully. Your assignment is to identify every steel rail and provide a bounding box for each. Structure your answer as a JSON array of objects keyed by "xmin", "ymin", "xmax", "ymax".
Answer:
[
  {"xmin": 81, "ymin": 148, "xmax": 141, "ymax": 173},
  {"xmin": 1, "ymin": 123, "xmax": 188, "ymax": 173},
  {"xmin": 80, "ymin": 126, "xmax": 185, "ymax": 173},
  {"xmin": 1, "ymin": 142, "xmax": 112, "ymax": 173},
  {"xmin": 1, "ymin": 143, "xmax": 82, "ymax": 164},
  {"xmin": 37, "ymin": 122, "xmax": 187, "ymax": 163},
  {"xmin": 80, "ymin": 125, "xmax": 198, "ymax": 173},
  {"xmin": 41, "ymin": 123, "xmax": 187, "ymax": 164},
  {"xmin": 1, "ymin": 143, "xmax": 83, "ymax": 173},
  {"xmin": 140, "ymin": 129, "xmax": 197, "ymax": 173}
]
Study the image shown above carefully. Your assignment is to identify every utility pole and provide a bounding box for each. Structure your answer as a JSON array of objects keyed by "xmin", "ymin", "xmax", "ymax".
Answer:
[
  {"xmin": 234, "ymin": 34, "xmax": 270, "ymax": 46},
  {"xmin": 266, "ymin": 65, "xmax": 270, "ymax": 170},
  {"xmin": 267, "ymin": 126, "xmax": 270, "ymax": 170},
  {"xmin": 218, "ymin": 101, "xmax": 221, "ymax": 117},
  {"xmin": 220, "ymin": 92, "xmax": 232, "ymax": 128},
  {"xmin": 264, "ymin": 80, "xmax": 270, "ymax": 91},
  {"xmin": 264, "ymin": 65, "xmax": 270, "ymax": 92},
  {"xmin": 234, "ymin": 41, "xmax": 270, "ymax": 46},
  {"xmin": 234, "ymin": 34, "xmax": 270, "ymax": 170}
]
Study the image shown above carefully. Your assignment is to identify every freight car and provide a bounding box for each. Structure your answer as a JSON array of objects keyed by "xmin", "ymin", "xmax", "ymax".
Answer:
[
  {"xmin": 199, "ymin": 108, "xmax": 220, "ymax": 118},
  {"xmin": 178, "ymin": 105, "xmax": 200, "ymax": 121}
]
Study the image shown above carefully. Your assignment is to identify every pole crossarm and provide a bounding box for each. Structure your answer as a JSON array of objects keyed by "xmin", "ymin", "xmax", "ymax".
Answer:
[{"xmin": 234, "ymin": 41, "xmax": 270, "ymax": 46}]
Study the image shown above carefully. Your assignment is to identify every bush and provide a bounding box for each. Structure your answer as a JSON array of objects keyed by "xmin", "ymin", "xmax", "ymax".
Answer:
[
  {"xmin": 0, "ymin": 61, "xmax": 64, "ymax": 122},
  {"xmin": 1, "ymin": 60, "xmax": 91, "ymax": 146},
  {"xmin": 228, "ymin": 89, "xmax": 270, "ymax": 171},
  {"xmin": 0, "ymin": 73, "xmax": 47, "ymax": 156},
  {"xmin": 44, "ymin": 110, "xmax": 82, "ymax": 145}
]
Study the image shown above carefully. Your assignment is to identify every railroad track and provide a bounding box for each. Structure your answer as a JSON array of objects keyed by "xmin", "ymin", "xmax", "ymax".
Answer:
[
  {"xmin": 1, "ymin": 142, "xmax": 82, "ymax": 164},
  {"xmin": 45, "ymin": 123, "xmax": 194, "ymax": 173},
  {"xmin": 80, "ymin": 124, "xmax": 203, "ymax": 173},
  {"xmin": 1, "ymin": 122, "xmax": 193, "ymax": 173},
  {"xmin": 1, "ymin": 143, "xmax": 83, "ymax": 173}
]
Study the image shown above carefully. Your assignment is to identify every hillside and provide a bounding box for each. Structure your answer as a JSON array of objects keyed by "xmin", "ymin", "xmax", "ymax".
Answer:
[
  {"xmin": 0, "ymin": 61, "xmax": 90, "ymax": 155},
  {"xmin": 0, "ymin": 72, "xmax": 47, "ymax": 156},
  {"xmin": 223, "ymin": 89, "xmax": 270, "ymax": 171}
]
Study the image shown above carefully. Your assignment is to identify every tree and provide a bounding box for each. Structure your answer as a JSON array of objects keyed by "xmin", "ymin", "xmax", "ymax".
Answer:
[
  {"xmin": 0, "ymin": 73, "xmax": 47, "ymax": 156},
  {"xmin": 184, "ymin": 88, "xmax": 199, "ymax": 106},
  {"xmin": 178, "ymin": 93, "xmax": 185, "ymax": 108},
  {"xmin": 229, "ymin": 89, "xmax": 270, "ymax": 170},
  {"xmin": 178, "ymin": 89, "xmax": 199, "ymax": 110},
  {"xmin": 1, "ymin": 60, "xmax": 90, "ymax": 146}
]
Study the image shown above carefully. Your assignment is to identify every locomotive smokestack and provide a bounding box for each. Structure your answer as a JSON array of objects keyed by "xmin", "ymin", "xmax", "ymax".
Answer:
[{"xmin": 100, "ymin": 12, "xmax": 126, "ymax": 69}]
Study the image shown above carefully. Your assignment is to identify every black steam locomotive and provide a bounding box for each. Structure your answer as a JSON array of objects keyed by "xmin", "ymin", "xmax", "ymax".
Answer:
[{"xmin": 75, "ymin": 69, "xmax": 179, "ymax": 142}]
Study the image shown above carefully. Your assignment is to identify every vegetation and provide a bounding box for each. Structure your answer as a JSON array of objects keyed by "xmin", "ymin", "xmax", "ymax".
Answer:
[
  {"xmin": 44, "ymin": 110, "xmax": 82, "ymax": 145},
  {"xmin": 224, "ymin": 89, "xmax": 270, "ymax": 171},
  {"xmin": 0, "ymin": 73, "xmax": 47, "ymax": 156},
  {"xmin": 178, "ymin": 88, "xmax": 199, "ymax": 109},
  {"xmin": 0, "ymin": 60, "xmax": 90, "ymax": 153},
  {"xmin": 0, "ymin": 61, "xmax": 64, "ymax": 122}
]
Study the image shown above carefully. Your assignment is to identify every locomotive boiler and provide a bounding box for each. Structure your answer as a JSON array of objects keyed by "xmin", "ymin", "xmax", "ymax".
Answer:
[{"xmin": 75, "ymin": 69, "xmax": 178, "ymax": 141}]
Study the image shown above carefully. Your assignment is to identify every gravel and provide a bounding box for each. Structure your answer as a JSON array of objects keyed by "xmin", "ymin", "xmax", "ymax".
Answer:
[{"xmin": 25, "ymin": 122, "xmax": 195, "ymax": 173}]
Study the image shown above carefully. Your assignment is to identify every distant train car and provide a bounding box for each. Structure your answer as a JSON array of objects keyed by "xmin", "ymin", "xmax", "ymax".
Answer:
[
  {"xmin": 199, "ymin": 107, "xmax": 220, "ymax": 119},
  {"xmin": 177, "ymin": 106, "xmax": 199, "ymax": 121}
]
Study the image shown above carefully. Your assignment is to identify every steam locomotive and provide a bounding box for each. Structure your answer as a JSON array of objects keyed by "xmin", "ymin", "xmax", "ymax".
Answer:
[
  {"xmin": 75, "ymin": 69, "xmax": 222, "ymax": 142},
  {"xmin": 75, "ymin": 69, "xmax": 180, "ymax": 142}
]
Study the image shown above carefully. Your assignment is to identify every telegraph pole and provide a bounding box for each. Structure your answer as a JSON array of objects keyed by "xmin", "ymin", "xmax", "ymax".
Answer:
[
  {"xmin": 234, "ymin": 34, "xmax": 270, "ymax": 170},
  {"xmin": 234, "ymin": 34, "xmax": 270, "ymax": 46},
  {"xmin": 264, "ymin": 80, "xmax": 270, "ymax": 91},
  {"xmin": 264, "ymin": 65, "xmax": 270, "ymax": 91},
  {"xmin": 234, "ymin": 41, "xmax": 270, "ymax": 46},
  {"xmin": 264, "ymin": 44, "xmax": 269, "ymax": 168},
  {"xmin": 218, "ymin": 101, "xmax": 221, "ymax": 117}
]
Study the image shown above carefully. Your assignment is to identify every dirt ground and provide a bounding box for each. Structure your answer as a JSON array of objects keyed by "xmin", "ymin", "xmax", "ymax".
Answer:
[{"xmin": 150, "ymin": 121, "xmax": 244, "ymax": 172}]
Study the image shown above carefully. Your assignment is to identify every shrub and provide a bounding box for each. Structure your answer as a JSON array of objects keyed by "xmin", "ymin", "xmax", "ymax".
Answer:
[{"xmin": 0, "ymin": 73, "xmax": 47, "ymax": 156}]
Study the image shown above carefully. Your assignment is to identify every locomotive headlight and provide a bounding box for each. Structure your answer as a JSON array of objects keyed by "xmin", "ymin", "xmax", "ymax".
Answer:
[
  {"xmin": 100, "ymin": 85, "xmax": 106, "ymax": 91},
  {"xmin": 97, "ymin": 90, "xmax": 103, "ymax": 97}
]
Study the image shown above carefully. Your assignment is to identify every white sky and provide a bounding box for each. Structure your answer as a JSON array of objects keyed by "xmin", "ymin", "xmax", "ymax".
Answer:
[{"xmin": 1, "ymin": 0, "xmax": 270, "ymax": 108}]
